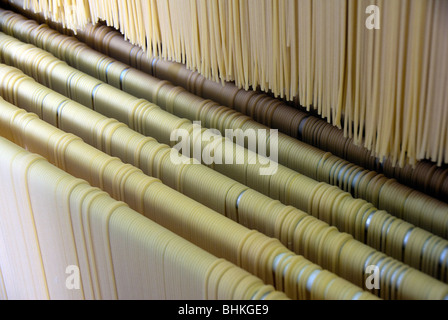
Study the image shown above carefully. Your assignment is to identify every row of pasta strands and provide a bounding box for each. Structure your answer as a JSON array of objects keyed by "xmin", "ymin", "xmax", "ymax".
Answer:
[
  {"xmin": 0, "ymin": 15, "xmax": 447, "ymax": 242},
  {"xmin": 0, "ymin": 136, "xmax": 292, "ymax": 300},
  {"xmin": 88, "ymin": 25, "xmax": 448, "ymax": 203},
  {"xmin": 0, "ymin": 6, "xmax": 448, "ymax": 296},
  {"xmin": 0, "ymin": 62, "xmax": 447, "ymax": 300},
  {"xmin": 2, "ymin": 33, "xmax": 448, "ymax": 285},
  {"xmin": 6, "ymin": 0, "xmax": 448, "ymax": 204},
  {"xmin": 12, "ymin": 0, "xmax": 448, "ymax": 169},
  {"xmin": 0, "ymin": 29, "xmax": 448, "ymax": 286},
  {"xmin": 0, "ymin": 99, "xmax": 379, "ymax": 300},
  {"xmin": 2, "ymin": 8, "xmax": 448, "ymax": 240},
  {"xmin": 72, "ymin": 20, "xmax": 448, "ymax": 204}
]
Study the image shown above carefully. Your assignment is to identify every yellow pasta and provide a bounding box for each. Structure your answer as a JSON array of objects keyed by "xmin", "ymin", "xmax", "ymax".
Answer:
[{"xmin": 1, "ymin": 3, "xmax": 448, "ymax": 301}]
